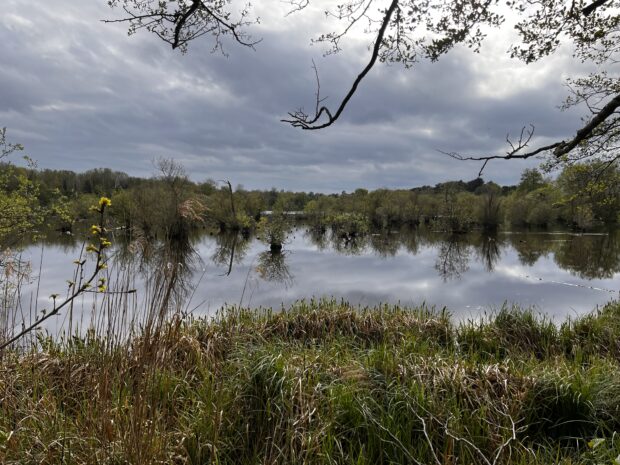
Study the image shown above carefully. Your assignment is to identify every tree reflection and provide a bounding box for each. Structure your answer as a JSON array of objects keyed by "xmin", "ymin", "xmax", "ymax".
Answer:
[
  {"xmin": 304, "ymin": 228, "xmax": 329, "ymax": 251},
  {"xmin": 114, "ymin": 230, "xmax": 200, "ymax": 315},
  {"xmin": 554, "ymin": 232, "xmax": 620, "ymax": 279},
  {"xmin": 0, "ymin": 250, "xmax": 33, "ymax": 344},
  {"xmin": 505, "ymin": 233, "xmax": 554, "ymax": 266},
  {"xmin": 329, "ymin": 231, "xmax": 368, "ymax": 255},
  {"xmin": 473, "ymin": 234, "xmax": 502, "ymax": 272},
  {"xmin": 255, "ymin": 250, "xmax": 294, "ymax": 287},
  {"xmin": 369, "ymin": 232, "xmax": 401, "ymax": 258},
  {"xmin": 435, "ymin": 235, "xmax": 471, "ymax": 281},
  {"xmin": 211, "ymin": 232, "xmax": 251, "ymax": 275},
  {"xmin": 18, "ymin": 227, "xmax": 620, "ymax": 320},
  {"xmin": 400, "ymin": 226, "xmax": 421, "ymax": 255}
]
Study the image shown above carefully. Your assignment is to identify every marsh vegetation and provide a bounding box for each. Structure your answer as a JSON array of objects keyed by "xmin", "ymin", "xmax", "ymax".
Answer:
[
  {"xmin": 4, "ymin": 300, "xmax": 620, "ymax": 464},
  {"xmin": 3, "ymin": 157, "xmax": 620, "ymax": 464}
]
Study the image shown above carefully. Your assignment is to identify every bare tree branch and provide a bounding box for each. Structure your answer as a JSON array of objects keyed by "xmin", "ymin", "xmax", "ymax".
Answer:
[
  {"xmin": 0, "ymin": 127, "xmax": 24, "ymax": 161},
  {"xmin": 219, "ymin": 179, "xmax": 236, "ymax": 218},
  {"xmin": 554, "ymin": 92, "xmax": 620, "ymax": 157},
  {"xmin": 444, "ymin": 92, "xmax": 620, "ymax": 175},
  {"xmin": 281, "ymin": 0, "xmax": 399, "ymax": 130},
  {"xmin": 105, "ymin": 0, "xmax": 620, "ymax": 171},
  {"xmin": 311, "ymin": 59, "xmax": 328, "ymax": 117}
]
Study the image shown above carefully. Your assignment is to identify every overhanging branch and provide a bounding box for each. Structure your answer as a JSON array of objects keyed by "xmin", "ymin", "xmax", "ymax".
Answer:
[
  {"xmin": 103, "ymin": 0, "xmax": 259, "ymax": 51},
  {"xmin": 172, "ymin": 0, "xmax": 202, "ymax": 49},
  {"xmin": 582, "ymin": 0, "xmax": 610, "ymax": 16},
  {"xmin": 553, "ymin": 93, "xmax": 620, "ymax": 156},
  {"xmin": 282, "ymin": 0, "xmax": 398, "ymax": 130},
  {"xmin": 444, "ymin": 92, "xmax": 620, "ymax": 175}
]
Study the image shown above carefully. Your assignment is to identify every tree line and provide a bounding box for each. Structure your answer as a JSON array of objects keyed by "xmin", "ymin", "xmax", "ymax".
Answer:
[{"xmin": 1, "ymin": 157, "xmax": 620, "ymax": 248}]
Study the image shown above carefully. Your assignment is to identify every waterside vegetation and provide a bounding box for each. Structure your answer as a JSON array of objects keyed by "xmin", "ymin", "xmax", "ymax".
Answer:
[
  {"xmin": 3, "ymin": 299, "xmax": 620, "ymax": 464},
  {"xmin": 3, "ymin": 158, "xmax": 620, "ymax": 252},
  {"xmin": 3, "ymin": 132, "xmax": 620, "ymax": 464}
]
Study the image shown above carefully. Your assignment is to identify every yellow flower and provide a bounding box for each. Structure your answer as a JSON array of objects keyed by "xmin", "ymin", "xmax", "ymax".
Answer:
[
  {"xmin": 86, "ymin": 244, "xmax": 98, "ymax": 253},
  {"xmin": 98, "ymin": 197, "xmax": 112, "ymax": 208},
  {"xmin": 98, "ymin": 285, "xmax": 107, "ymax": 293},
  {"xmin": 91, "ymin": 225, "xmax": 102, "ymax": 235},
  {"xmin": 99, "ymin": 237, "xmax": 112, "ymax": 248}
]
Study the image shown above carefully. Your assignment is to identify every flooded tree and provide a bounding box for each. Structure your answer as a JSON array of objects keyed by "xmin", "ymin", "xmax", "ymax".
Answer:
[{"xmin": 257, "ymin": 213, "xmax": 291, "ymax": 253}]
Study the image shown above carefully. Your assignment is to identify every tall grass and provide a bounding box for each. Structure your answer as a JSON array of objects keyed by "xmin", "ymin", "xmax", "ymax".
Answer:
[{"xmin": 3, "ymin": 297, "xmax": 620, "ymax": 464}]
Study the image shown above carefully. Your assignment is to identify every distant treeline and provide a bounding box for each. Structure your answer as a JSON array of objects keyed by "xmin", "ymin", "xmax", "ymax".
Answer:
[{"xmin": 2, "ymin": 159, "xmax": 619, "ymax": 245}]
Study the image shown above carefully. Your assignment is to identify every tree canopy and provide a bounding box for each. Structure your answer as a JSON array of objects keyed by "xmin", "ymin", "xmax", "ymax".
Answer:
[{"xmin": 105, "ymin": 0, "xmax": 620, "ymax": 173}]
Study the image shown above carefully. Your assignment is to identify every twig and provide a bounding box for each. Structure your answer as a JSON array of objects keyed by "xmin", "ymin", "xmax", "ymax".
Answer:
[
  {"xmin": 0, "ymin": 200, "xmax": 111, "ymax": 351},
  {"xmin": 442, "ymin": 93, "xmax": 620, "ymax": 175},
  {"xmin": 282, "ymin": 0, "xmax": 399, "ymax": 130}
]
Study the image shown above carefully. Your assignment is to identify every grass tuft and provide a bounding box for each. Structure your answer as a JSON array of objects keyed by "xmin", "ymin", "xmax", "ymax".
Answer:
[{"xmin": 3, "ymin": 299, "xmax": 620, "ymax": 464}]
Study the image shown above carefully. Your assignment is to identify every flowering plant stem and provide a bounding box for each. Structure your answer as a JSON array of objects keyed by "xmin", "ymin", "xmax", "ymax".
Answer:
[{"xmin": 0, "ymin": 198, "xmax": 112, "ymax": 352}]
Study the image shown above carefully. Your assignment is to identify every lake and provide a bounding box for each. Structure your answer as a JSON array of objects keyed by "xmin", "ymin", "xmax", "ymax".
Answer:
[{"xmin": 7, "ymin": 227, "xmax": 620, "ymax": 337}]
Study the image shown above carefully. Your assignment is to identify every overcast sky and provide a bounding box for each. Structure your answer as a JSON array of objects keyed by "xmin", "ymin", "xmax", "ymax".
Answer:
[{"xmin": 1, "ymin": 0, "xmax": 587, "ymax": 192}]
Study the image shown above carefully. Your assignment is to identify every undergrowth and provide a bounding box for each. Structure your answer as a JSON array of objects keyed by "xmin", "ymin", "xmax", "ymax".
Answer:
[{"xmin": 2, "ymin": 299, "xmax": 620, "ymax": 464}]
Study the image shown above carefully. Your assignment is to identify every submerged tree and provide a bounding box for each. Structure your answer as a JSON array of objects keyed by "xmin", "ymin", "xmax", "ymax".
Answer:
[{"xmin": 106, "ymin": 0, "xmax": 620, "ymax": 171}]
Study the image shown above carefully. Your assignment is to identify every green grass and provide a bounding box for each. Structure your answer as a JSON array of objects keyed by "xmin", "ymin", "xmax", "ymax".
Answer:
[{"xmin": 3, "ymin": 299, "xmax": 620, "ymax": 464}]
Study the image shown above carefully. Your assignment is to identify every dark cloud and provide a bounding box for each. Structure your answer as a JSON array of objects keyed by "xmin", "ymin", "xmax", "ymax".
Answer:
[{"xmin": 1, "ymin": 0, "xmax": 586, "ymax": 191}]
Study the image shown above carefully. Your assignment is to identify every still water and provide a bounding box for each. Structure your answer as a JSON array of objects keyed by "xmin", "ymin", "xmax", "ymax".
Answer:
[{"xmin": 13, "ymin": 227, "xmax": 620, "ymax": 331}]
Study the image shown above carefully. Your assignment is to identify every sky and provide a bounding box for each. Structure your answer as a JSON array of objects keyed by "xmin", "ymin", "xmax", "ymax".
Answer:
[{"xmin": 0, "ymin": 0, "xmax": 588, "ymax": 192}]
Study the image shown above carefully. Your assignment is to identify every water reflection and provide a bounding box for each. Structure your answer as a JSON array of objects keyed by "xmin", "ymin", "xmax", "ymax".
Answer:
[
  {"xmin": 435, "ymin": 235, "xmax": 471, "ymax": 281},
  {"xmin": 474, "ymin": 235, "xmax": 501, "ymax": 272},
  {"xmin": 303, "ymin": 228, "xmax": 330, "ymax": 251},
  {"xmin": 505, "ymin": 234, "xmax": 553, "ymax": 266},
  {"xmin": 10, "ymin": 227, "xmax": 620, "ymax": 327},
  {"xmin": 240, "ymin": 228, "xmax": 620, "ymax": 282},
  {"xmin": 553, "ymin": 233, "xmax": 620, "ymax": 279},
  {"xmin": 329, "ymin": 232, "xmax": 367, "ymax": 255},
  {"xmin": 400, "ymin": 229, "xmax": 421, "ymax": 255},
  {"xmin": 210, "ymin": 233, "xmax": 251, "ymax": 275},
  {"xmin": 369, "ymin": 233, "xmax": 401, "ymax": 258},
  {"xmin": 255, "ymin": 251, "xmax": 294, "ymax": 287},
  {"xmin": 114, "ymin": 230, "xmax": 200, "ymax": 313}
]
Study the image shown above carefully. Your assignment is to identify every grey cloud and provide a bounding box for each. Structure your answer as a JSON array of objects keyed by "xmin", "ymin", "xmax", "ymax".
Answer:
[{"xmin": 0, "ymin": 0, "xmax": 589, "ymax": 191}]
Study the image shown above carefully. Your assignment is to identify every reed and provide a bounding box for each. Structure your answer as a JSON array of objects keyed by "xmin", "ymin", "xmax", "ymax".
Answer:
[{"xmin": 2, "ymin": 298, "xmax": 620, "ymax": 464}]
